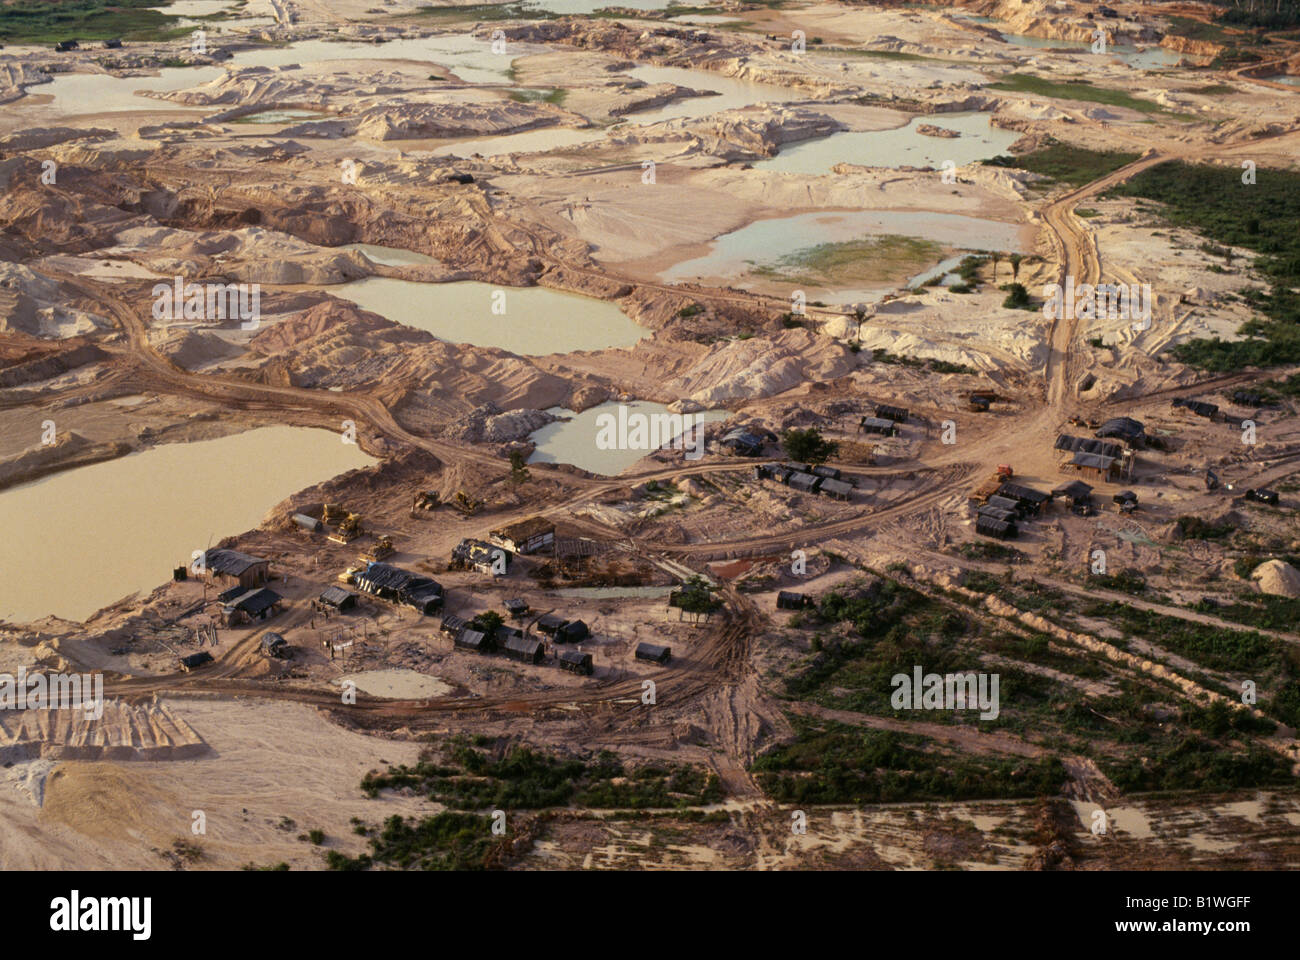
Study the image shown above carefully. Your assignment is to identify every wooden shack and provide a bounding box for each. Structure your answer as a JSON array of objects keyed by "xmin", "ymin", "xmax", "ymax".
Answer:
[
  {"xmin": 202, "ymin": 548, "xmax": 271, "ymax": 589},
  {"xmin": 635, "ymin": 642, "xmax": 672, "ymax": 664},
  {"xmin": 558, "ymin": 649, "xmax": 594, "ymax": 675},
  {"xmin": 501, "ymin": 633, "xmax": 545, "ymax": 664},
  {"xmin": 557, "ymin": 619, "xmax": 589, "ymax": 643}
]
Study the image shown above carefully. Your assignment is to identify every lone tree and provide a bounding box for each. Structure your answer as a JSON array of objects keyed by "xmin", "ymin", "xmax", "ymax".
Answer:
[
  {"xmin": 677, "ymin": 576, "xmax": 718, "ymax": 615},
  {"xmin": 509, "ymin": 449, "xmax": 531, "ymax": 485},
  {"xmin": 782, "ymin": 427, "xmax": 838, "ymax": 465},
  {"xmin": 470, "ymin": 610, "xmax": 504, "ymax": 636}
]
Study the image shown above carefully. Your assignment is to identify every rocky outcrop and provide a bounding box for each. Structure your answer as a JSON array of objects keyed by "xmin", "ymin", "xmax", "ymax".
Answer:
[
  {"xmin": 1160, "ymin": 34, "xmax": 1222, "ymax": 58},
  {"xmin": 0, "ymin": 264, "xmax": 109, "ymax": 338},
  {"xmin": 666, "ymin": 328, "xmax": 859, "ymax": 406},
  {"xmin": 105, "ymin": 225, "xmax": 372, "ymax": 284}
]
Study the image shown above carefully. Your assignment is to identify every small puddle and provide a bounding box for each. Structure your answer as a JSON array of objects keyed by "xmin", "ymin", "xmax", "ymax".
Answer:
[
  {"xmin": 338, "ymin": 669, "xmax": 452, "ymax": 699},
  {"xmin": 231, "ymin": 108, "xmax": 331, "ymax": 124},
  {"xmin": 335, "ymin": 276, "xmax": 648, "ymax": 355},
  {"xmin": 0, "ymin": 426, "xmax": 375, "ymax": 623},
  {"xmin": 755, "ymin": 112, "xmax": 1021, "ymax": 175},
  {"xmin": 529, "ymin": 401, "xmax": 728, "ymax": 475}
]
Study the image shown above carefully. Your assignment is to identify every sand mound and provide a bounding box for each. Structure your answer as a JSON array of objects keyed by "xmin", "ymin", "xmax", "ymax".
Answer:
[
  {"xmin": 1251, "ymin": 560, "xmax": 1300, "ymax": 598},
  {"xmin": 155, "ymin": 329, "xmax": 247, "ymax": 370},
  {"xmin": 667, "ymin": 328, "xmax": 858, "ymax": 405},
  {"xmin": 0, "ymin": 264, "xmax": 109, "ymax": 338},
  {"xmin": 106, "ymin": 225, "xmax": 371, "ymax": 285}
]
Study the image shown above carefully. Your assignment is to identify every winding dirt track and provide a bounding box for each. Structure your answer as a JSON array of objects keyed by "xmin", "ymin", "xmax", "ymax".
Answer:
[{"xmin": 1040, "ymin": 151, "xmax": 1171, "ymax": 409}]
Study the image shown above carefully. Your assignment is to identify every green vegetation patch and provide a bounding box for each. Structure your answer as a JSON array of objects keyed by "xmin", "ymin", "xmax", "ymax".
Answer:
[
  {"xmin": 749, "ymin": 234, "xmax": 945, "ymax": 288},
  {"xmin": 781, "ymin": 427, "xmax": 838, "ymax": 464},
  {"xmin": 0, "ymin": 0, "xmax": 190, "ymax": 43},
  {"xmin": 985, "ymin": 73, "xmax": 1176, "ymax": 117},
  {"xmin": 326, "ymin": 812, "xmax": 504, "ymax": 871},
  {"xmin": 1107, "ymin": 161, "xmax": 1300, "ymax": 370},
  {"xmin": 507, "ymin": 87, "xmax": 567, "ymax": 106},
  {"xmin": 362, "ymin": 741, "xmax": 724, "ymax": 810},
  {"xmin": 751, "ymin": 717, "xmax": 1065, "ymax": 804},
  {"xmin": 982, "ymin": 139, "xmax": 1141, "ymax": 186},
  {"xmin": 785, "ymin": 578, "xmax": 1061, "ymax": 727},
  {"xmin": 405, "ymin": 2, "xmax": 552, "ymax": 23},
  {"xmin": 1102, "ymin": 737, "xmax": 1292, "ymax": 793},
  {"xmin": 817, "ymin": 46, "xmax": 940, "ymax": 62}
]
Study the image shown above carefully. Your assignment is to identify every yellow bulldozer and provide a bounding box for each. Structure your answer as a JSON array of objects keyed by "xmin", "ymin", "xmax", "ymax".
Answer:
[
  {"xmin": 359, "ymin": 534, "xmax": 394, "ymax": 563},
  {"xmin": 328, "ymin": 512, "xmax": 364, "ymax": 545},
  {"xmin": 451, "ymin": 490, "xmax": 482, "ymax": 516}
]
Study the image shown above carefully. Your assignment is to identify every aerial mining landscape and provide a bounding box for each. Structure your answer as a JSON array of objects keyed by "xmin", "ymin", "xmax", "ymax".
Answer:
[{"xmin": 1, "ymin": 0, "xmax": 1299, "ymax": 876}]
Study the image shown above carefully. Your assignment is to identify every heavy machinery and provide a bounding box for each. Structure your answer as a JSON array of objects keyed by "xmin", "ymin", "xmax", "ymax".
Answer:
[
  {"xmin": 359, "ymin": 535, "xmax": 394, "ymax": 563},
  {"xmin": 970, "ymin": 471, "xmax": 1006, "ymax": 505},
  {"xmin": 1243, "ymin": 488, "xmax": 1280, "ymax": 506},
  {"xmin": 328, "ymin": 512, "xmax": 364, "ymax": 544},
  {"xmin": 412, "ymin": 491, "xmax": 440, "ymax": 515},
  {"xmin": 452, "ymin": 490, "xmax": 482, "ymax": 516}
]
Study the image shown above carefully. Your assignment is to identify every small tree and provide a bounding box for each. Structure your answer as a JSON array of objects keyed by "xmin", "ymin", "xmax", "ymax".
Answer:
[
  {"xmin": 471, "ymin": 611, "xmax": 504, "ymax": 636},
  {"xmin": 678, "ymin": 576, "xmax": 716, "ymax": 615},
  {"xmin": 782, "ymin": 427, "xmax": 839, "ymax": 465},
  {"xmin": 1001, "ymin": 282, "xmax": 1033, "ymax": 310},
  {"xmin": 851, "ymin": 305, "xmax": 869, "ymax": 343},
  {"xmin": 509, "ymin": 449, "xmax": 531, "ymax": 485}
]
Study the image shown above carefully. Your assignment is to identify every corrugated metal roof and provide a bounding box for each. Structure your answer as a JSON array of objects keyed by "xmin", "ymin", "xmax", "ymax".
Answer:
[
  {"xmin": 502, "ymin": 634, "xmax": 543, "ymax": 658},
  {"xmin": 204, "ymin": 548, "xmax": 268, "ymax": 576},
  {"xmin": 319, "ymin": 585, "xmax": 356, "ymax": 606},
  {"xmin": 998, "ymin": 482, "xmax": 1049, "ymax": 504},
  {"xmin": 820, "ymin": 478, "xmax": 853, "ymax": 497},
  {"xmin": 1070, "ymin": 451, "xmax": 1116, "ymax": 470}
]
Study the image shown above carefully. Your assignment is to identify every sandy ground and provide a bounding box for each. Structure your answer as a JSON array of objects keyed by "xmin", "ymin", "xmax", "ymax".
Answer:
[{"xmin": 0, "ymin": 697, "xmax": 425, "ymax": 870}]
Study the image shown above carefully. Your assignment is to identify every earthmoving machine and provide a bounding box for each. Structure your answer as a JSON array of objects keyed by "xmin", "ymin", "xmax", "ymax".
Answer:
[
  {"xmin": 968, "ymin": 391, "xmax": 1004, "ymax": 412},
  {"xmin": 328, "ymin": 512, "xmax": 364, "ymax": 544},
  {"xmin": 1243, "ymin": 488, "xmax": 1280, "ymax": 506},
  {"xmin": 359, "ymin": 535, "xmax": 394, "ymax": 563},
  {"xmin": 411, "ymin": 490, "xmax": 440, "ymax": 515},
  {"xmin": 451, "ymin": 490, "xmax": 482, "ymax": 516},
  {"xmin": 969, "ymin": 465, "xmax": 1016, "ymax": 505}
]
